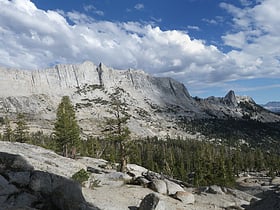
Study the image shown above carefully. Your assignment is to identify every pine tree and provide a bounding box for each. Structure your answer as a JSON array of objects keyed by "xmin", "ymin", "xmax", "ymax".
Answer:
[
  {"xmin": 103, "ymin": 87, "xmax": 131, "ymax": 172},
  {"xmin": 3, "ymin": 116, "xmax": 13, "ymax": 142},
  {"xmin": 54, "ymin": 96, "xmax": 80, "ymax": 158},
  {"xmin": 14, "ymin": 113, "xmax": 29, "ymax": 143}
]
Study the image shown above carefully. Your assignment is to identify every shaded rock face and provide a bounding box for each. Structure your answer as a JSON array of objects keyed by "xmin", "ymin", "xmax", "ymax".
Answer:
[
  {"xmin": 138, "ymin": 193, "xmax": 162, "ymax": 210},
  {"xmin": 245, "ymin": 191, "xmax": 280, "ymax": 210},
  {"xmin": 0, "ymin": 152, "xmax": 99, "ymax": 210},
  {"xmin": 0, "ymin": 152, "xmax": 34, "ymax": 172},
  {"xmin": 224, "ymin": 90, "xmax": 238, "ymax": 107}
]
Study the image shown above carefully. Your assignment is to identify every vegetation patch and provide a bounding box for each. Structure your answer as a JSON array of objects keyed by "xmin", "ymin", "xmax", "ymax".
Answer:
[
  {"xmin": 72, "ymin": 168, "xmax": 90, "ymax": 185},
  {"xmin": 75, "ymin": 84, "xmax": 104, "ymax": 95}
]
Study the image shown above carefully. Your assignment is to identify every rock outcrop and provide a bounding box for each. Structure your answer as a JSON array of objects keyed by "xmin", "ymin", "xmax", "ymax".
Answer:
[
  {"xmin": 138, "ymin": 193, "xmax": 164, "ymax": 210},
  {"xmin": 0, "ymin": 151, "xmax": 98, "ymax": 210}
]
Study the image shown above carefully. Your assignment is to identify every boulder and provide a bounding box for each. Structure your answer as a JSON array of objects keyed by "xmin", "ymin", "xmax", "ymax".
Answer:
[
  {"xmin": 174, "ymin": 191, "xmax": 195, "ymax": 205},
  {"xmin": 98, "ymin": 171, "xmax": 132, "ymax": 186},
  {"xmin": 164, "ymin": 179, "xmax": 184, "ymax": 195},
  {"xmin": 6, "ymin": 192, "xmax": 38, "ymax": 208},
  {"xmin": 7, "ymin": 171, "xmax": 31, "ymax": 187},
  {"xmin": 132, "ymin": 176, "xmax": 150, "ymax": 187},
  {"xmin": 51, "ymin": 180, "xmax": 89, "ymax": 210},
  {"xmin": 0, "ymin": 151, "xmax": 100, "ymax": 210},
  {"xmin": 139, "ymin": 193, "xmax": 165, "ymax": 210},
  {"xmin": 0, "ymin": 175, "xmax": 19, "ymax": 196},
  {"xmin": 126, "ymin": 164, "xmax": 148, "ymax": 178},
  {"xmin": 207, "ymin": 185, "xmax": 225, "ymax": 194},
  {"xmin": 29, "ymin": 171, "xmax": 52, "ymax": 195},
  {"xmin": 0, "ymin": 152, "xmax": 34, "ymax": 172},
  {"xmin": 149, "ymin": 179, "xmax": 167, "ymax": 195},
  {"xmin": 271, "ymin": 177, "xmax": 280, "ymax": 185}
]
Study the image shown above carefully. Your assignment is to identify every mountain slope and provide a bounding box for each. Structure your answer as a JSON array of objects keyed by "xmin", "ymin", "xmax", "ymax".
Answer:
[{"xmin": 0, "ymin": 61, "xmax": 279, "ymax": 138}]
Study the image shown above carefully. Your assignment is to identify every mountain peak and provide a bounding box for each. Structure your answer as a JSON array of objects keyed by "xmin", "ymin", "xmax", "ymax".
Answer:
[{"xmin": 224, "ymin": 90, "xmax": 238, "ymax": 107}]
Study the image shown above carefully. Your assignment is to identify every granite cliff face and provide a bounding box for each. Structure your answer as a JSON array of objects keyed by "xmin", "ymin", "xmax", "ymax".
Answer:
[{"xmin": 0, "ymin": 61, "xmax": 279, "ymax": 137}]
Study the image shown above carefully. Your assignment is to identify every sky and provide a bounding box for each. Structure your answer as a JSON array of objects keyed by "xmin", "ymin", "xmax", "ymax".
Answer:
[{"xmin": 0, "ymin": 0, "xmax": 279, "ymax": 104}]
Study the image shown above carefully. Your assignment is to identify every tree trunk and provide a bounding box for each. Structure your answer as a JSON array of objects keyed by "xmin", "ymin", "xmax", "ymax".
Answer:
[
  {"xmin": 63, "ymin": 144, "xmax": 68, "ymax": 158},
  {"xmin": 119, "ymin": 142, "xmax": 127, "ymax": 172}
]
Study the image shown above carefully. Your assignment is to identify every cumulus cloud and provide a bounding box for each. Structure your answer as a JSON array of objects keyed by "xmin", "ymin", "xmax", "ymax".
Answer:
[
  {"xmin": 0, "ymin": 0, "xmax": 279, "ymax": 95},
  {"xmin": 221, "ymin": 0, "xmax": 280, "ymax": 79}
]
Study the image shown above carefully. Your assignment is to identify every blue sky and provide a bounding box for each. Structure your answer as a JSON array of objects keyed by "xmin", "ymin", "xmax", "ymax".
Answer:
[{"xmin": 0, "ymin": 0, "xmax": 279, "ymax": 104}]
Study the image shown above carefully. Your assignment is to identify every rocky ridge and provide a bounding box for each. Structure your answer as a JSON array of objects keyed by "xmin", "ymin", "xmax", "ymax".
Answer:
[
  {"xmin": 3, "ymin": 141, "xmax": 280, "ymax": 210},
  {"xmin": 0, "ymin": 61, "xmax": 279, "ymax": 138}
]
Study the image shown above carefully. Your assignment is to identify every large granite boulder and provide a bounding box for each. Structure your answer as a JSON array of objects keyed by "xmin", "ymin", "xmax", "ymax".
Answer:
[
  {"xmin": 149, "ymin": 179, "xmax": 167, "ymax": 195},
  {"xmin": 0, "ymin": 152, "xmax": 99, "ymax": 210},
  {"xmin": 174, "ymin": 191, "xmax": 195, "ymax": 205},
  {"xmin": 139, "ymin": 193, "xmax": 166, "ymax": 210},
  {"xmin": 164, "ymin": 179, "xmax": 185, "ymax": 195}
]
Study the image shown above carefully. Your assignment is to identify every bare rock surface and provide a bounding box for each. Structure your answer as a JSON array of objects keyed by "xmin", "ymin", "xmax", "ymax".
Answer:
[{"xmin": 0, "ymin": 141, "xmax": 86, "ymax": 178}]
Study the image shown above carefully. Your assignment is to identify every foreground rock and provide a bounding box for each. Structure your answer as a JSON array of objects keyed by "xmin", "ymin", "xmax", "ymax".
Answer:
[
  {"xmin": 0, "ymin": 141, "xmax": 86, "ymax": 178},
  {"xmin": 0, "ymin": 151, "xmax": 99, "ymax": 210},
  {"xmin": 138, "ymin": 193, "xmax": 166, "ymax": 210},
  {"xmin": 245, "ymin": 191, "xmax": 280, "ymax": 210}
]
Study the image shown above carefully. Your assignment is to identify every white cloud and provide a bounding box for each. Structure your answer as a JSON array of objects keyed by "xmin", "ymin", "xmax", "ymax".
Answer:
[
  {"xmin": 150, "ymin": 16, "xmax": 162, "ymax": 23},
  {"xmin": 83, "ymin": 4, "xmax": 104, "ymax": 16},
  {"xmin": 202, "ymin": 16, "xmax": 224, "ymax": 25},
  {"xmin": 187, "ymin": 25, "xmax": 200, "ymax": 31},
  {"xmin": 222, "ymin": 31, "xmax": 246, "ymax": 49},
  {"xmin": 134, "ymin": 3, "xmax": 144, "ymax": 10},
  {"xmin": 220, "ymin": 0, "xmax": 280, "ymax": 79},
  {"xmin": 0, "ymin": 0, "xmax": 280, "ymax": 94},
  {"xmin": 239, "ymin": 0, "xmax": 253, "ymax": 7}
]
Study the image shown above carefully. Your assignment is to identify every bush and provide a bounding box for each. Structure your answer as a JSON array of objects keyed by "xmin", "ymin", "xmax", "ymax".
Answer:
[{"xmin": 72, "ymin": 169, "xmax": 89, "ymax": 185}]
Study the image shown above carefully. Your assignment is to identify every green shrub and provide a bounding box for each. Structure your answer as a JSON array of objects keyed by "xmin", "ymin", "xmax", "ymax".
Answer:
[{"xmin": 72, "ymin": 169, "xmax": 89, "ymax": 184}]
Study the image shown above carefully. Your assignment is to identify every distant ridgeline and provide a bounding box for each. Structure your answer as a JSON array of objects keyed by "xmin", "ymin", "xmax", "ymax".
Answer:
[{"xmin": 262, "ymin": 102, "xmax": 280, "ymax": 114}]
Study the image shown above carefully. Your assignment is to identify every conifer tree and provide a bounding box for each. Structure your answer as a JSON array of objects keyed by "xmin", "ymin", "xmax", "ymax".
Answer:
[
  {"xmin": 14, "ymin": 113, "xmax": 29, "ymax": 143},
  {"xmin": 3, "ymin": 116, "xmax": 13, "ymax": 142},
  {"xmin": 54, "ymin": 96, "xmax": 80, "ymax": 158},
  {"xmin": 103, "ymin": 87, "xmax": 131, "ymax": 172}
]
